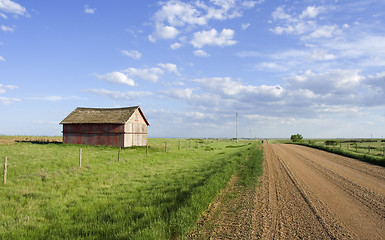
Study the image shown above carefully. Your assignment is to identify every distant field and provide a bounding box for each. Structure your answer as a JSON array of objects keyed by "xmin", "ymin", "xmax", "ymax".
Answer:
[
  {"xmin": 308, "ymin": 139, "xmax": 385, "ymax": 157},
  {"xmin": 288, "ymin": 139, "xmax": 385, "ymax": 166},
  {"xmin": 0, "ymin": 137, "xmax": 262, "ymax": 239}
]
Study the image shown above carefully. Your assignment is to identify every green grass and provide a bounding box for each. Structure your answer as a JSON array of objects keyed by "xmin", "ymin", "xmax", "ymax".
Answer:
[
  {"xmin": 293, "ymin": 139, "xmax": 385, "ymax": 167},
  {"xmin": 0, "ymin": 137, "xmax": 262, "ymax": 239}
]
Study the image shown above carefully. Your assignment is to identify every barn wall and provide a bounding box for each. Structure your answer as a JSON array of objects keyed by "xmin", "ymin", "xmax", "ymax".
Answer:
[
  {"xmin": 63, "ymin": 124, "xmax": 125, "ymax": 147},
  {"xmin": 124, "ymin": 109, "xmax": 148, "ymax": 147}
]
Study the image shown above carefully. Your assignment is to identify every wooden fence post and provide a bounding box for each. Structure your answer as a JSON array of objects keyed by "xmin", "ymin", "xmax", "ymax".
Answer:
[
  {"xmin": 178, "ymin": 141, "xmax": 181, "ymax": 151},
  {"xmin": 118, "ymin": 147, "xmax": 121, "ymax": 161},
  {"xmin": 146, "ymin": 143, "xmax": 149, "ymax": 155},
  {"xmin": 189, "ymin": 139, "xmax": 191, "ymax": 148},
  {"xmin": 165, "ymin": 142, "xmax": 167, "ymax": 153},
  {"xmin": 3, "ymin": 157, "xmax": 7, "ymax": 185},
  {"xmin": 79, "ymin": 149, "xmax": 82, "ymax": 168}
]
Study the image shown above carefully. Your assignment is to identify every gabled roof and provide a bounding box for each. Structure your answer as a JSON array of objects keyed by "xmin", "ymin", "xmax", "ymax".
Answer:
[{"xmin": 60, "ymin": 106, "xmax": 149, "ymax": 125}]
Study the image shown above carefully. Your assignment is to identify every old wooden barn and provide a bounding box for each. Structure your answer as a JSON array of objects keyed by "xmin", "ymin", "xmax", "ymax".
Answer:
[{"xmin": 60, "ymin": 106, "xmax": 149, "ymax": 147}]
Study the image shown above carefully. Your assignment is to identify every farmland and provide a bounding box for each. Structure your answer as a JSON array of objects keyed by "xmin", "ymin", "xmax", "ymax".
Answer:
[
  {"xmin": 298, "ymin": 139, "xmax": 385, "ymax": 166},
  {"xmin": 0, "ymin": 137, "xmax": 262, "ymax": 239}
]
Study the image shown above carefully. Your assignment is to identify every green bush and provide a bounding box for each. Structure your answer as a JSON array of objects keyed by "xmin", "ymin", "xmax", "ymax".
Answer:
[{"xmin": 290, "ymin": 134, "xmax": 303, "ymax": 142}]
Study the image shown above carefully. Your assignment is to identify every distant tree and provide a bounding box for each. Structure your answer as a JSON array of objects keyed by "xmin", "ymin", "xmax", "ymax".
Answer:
[
  {"xmin": 325, "ymin": 140, "xmax": 339, "ymax": 146},
  {"xmin": 290, "ymin": 134, "xmax": 303, "ymax": 142}
]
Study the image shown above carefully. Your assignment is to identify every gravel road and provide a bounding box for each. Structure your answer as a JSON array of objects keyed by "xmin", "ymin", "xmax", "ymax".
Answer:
[{"xmin": 259, "ymin": 143, "xmax": 385, "ymax": 239}]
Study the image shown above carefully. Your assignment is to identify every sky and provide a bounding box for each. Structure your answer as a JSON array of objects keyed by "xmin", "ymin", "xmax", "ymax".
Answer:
[{"xmin": 0, "ymin": 0, "xmax": 384, "ymax": 139}]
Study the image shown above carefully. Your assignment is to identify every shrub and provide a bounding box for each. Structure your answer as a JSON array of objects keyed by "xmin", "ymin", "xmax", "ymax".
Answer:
[{"xmin": 290, "ymin": 134, "xmax": 303, "ymax": 142}]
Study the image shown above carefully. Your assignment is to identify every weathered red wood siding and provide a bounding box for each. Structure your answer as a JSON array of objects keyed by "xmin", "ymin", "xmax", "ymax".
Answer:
[{"xmin": 63, "ymin": 124, "xmax": 124, "ymax": 147}]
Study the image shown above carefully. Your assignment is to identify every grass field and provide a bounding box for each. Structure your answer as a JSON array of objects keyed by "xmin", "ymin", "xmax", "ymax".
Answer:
[
  {"xmin": 290, "ymin": 139, "xmax": 385, "ymax": 166},
  {"xmin": 0, "ymin": 137, "xmax": 262, "ymax": 239}
]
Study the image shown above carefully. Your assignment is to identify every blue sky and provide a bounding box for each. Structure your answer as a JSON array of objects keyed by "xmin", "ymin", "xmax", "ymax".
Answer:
[{"xmin": 0, "ymin": 0, "xmax": 384, "ymax": 138}]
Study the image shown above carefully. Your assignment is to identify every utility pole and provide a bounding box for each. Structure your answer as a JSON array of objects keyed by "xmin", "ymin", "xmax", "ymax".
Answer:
[{"xmin": 236, "ymin": 112, "xmax": 238, "ymax": 143}]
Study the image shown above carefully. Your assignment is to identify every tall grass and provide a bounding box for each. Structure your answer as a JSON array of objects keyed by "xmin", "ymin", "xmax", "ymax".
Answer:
[{"xmin": 0, "ymin": 138, "xmax": 259, "ymax": 239}]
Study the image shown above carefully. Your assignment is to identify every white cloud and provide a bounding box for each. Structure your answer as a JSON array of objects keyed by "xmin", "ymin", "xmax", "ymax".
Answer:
[
  {"xmin": 299, "ymin": 6, "xmax": 325, "ymax": 19},
  {"xmin": 0, "ymin": 12, "xmax": 7, "ymax": 19},
  {"xmin": 241, "ymin": 23, "xmax": 250, "ymax": 30},
  {"xmin": 95, "ymin": 72, "xmax": 135, "ymax": 86},
  {"xmin": 270, "ymin": 5, "xmax": 340, "ymax": 40},
  {"xmin": 193, "ymin": 49, "xmax": 210, "ymax": 57},
  {"xmin": 272, "ymin": 6, "xmax": 291, "ymax": 20},
  {"xmin": 124, "ymin": 67, "xmax": 164, "ymax": 82},
  {"xmin": 254, "ymin": 62, "xmax": 287, "ymax": 71},
  {"xmin": 307, "ymin": 25, "xmax": 338, "ymax": 39},
  {"xmin": 1, "ymin": 25, "xmax": 15, "ymax": 32},
  {"xmin": 0, "ymin": 96, "xmax": 21, "ymax": 105},
  {"xmin": 4, "ymin": 84, "xmax": 18, "ymax": 90},
  {"xmin": 0, "ymin": 84, "xmax": 18, "ymax": 93},
  {"xmin": 191, "ymin": 28, "xmax": 237, "ymax": 48},
  {"xmin": 170, "ymin": 42, "xmax": 182, "ymax": 49},
  {"xmin": 84, "ymin": 5, "xmax": 96, "ymax": 14},
  {"xmin": 157, "ymin": 63, "xmax": 180, "ymax": 75},
  {"xmin": 154, "ymin": 0, "xmax": 207, "ymax": 27},
  {"xmin": 195, "ymin": 77, "xmax": 284, "ymax": 100},
  {"xmin": 150, "ymin": 0, "xmax": 255, "ymax": 43},
  {"xmin": 0, "ymin": 83, "xmax": 20, "ymax": 105},
  {"xmin": 85, "ymin": 88, "xmax": 152, "ymax": 101},
  {"xmin": 161, "ymin": 67, "xmax": 385, "ymax": 122},
  {"xmin": 162, "ymin": 88, "xmax": 194, "ymax": 99},
  {"xmin": 286, "ymin": 69, "xmax": 363, "ymax": 95},
  {"xmin": 121, "ymin": 50, "xmax": 142, "ymax": 60},
  {"xmin": 0, "ymin": 56, "xmax": 5, "ymax": 62},
  {"xmin": 0, "ymin": 0, "xmax": 27, "ymax": 16},
  {"xmin": 158, "ymin": 25, "xmax": 179, "ymax": 39},
  {"xmin": 242, "ymin": 1, "xmax": 263, "ymax": 8}
]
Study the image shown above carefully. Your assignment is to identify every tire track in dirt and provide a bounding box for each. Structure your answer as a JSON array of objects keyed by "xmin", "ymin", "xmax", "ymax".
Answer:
[{"xmin": 260, "ymin": 143, "xmax": 385, "ymax": 239}]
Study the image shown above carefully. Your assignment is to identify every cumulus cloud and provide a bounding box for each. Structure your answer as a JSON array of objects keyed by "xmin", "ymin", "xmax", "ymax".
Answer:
[
  {"xmin": 124, "ymin": 67, "xmax": 164, "ymax": 82},
  {"xmin": 157, "ymin": 63, "xmax": 180, "ymax": 75},
  {"xmin": 306, "ymin": 25, "xmax": 338, "ymax": 39},
  {"xmin": 84, "ymin": 5, "xmax": 96, "ymax": 14},
  {"xmin": 0, "ymin": 13, "xmax": 7, "ymax": 19},
  {"xmin": 270, "ymin": 5, "xmax": 340, "ymax": 40},
  {"xmin": 299, "ymin": 6, "xmax": 325, "ymax": 19},
  {"xmin": 121, "ymin": 50, "xmax": 142, "ymax": 59},
  {"xmin": 149, "ymin": 0, "xmax": 258, "ymax": 42},
  {"xmin": 95, "ymin": 72, "xmax": 135, "ymax": 86},
  {"xmin": 191, "ymin": 28, "xmax": 237, "ymax": 48},
  {"xmin": 0, "ymin": 56, "xmax": 5, "ymax": 62},
  {"xmin": 194, "ymin": 77, "xmax": 284, "ymax": 100},
  {"xmin": 161, "ymin": 68, "xmax": 385, "ymax": 121},
  {"xmin": 286, "ymin": 69, "xmax": 363, "ymax": 95},
  {"xmin": 193, "ymin": 49, "xmax": 210, "ymax": 57},
  {"xmin": 153, "ymin": 24, "xmax": 179, "ymax": 40},
  {"xmin": 0, "ymin": 0, "xmax": 27, "ymax": 16},
  {"xmin": 170, "ymin": 42, "xmax": 182, "ymax": 49}
]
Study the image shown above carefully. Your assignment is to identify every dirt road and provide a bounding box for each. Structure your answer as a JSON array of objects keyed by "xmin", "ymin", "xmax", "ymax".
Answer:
[{"xmin": 259, "ymin": 143, "xmax": 385, "ymax": 239}]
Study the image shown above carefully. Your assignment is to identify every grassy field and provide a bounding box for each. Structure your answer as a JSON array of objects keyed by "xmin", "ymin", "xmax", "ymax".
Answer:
[
  {"xmin": 290, "ymin": 139, "xmax": 385, "ymax": 166},
  {"xmin": 0, "ymin": 137, "xmax": 262, "ymax": 239}
]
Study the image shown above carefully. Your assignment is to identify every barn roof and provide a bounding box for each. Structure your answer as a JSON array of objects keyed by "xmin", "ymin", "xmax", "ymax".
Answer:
[{"xmin": 60, "ymin": 106, "xmax": 149, "ymax": 125}]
